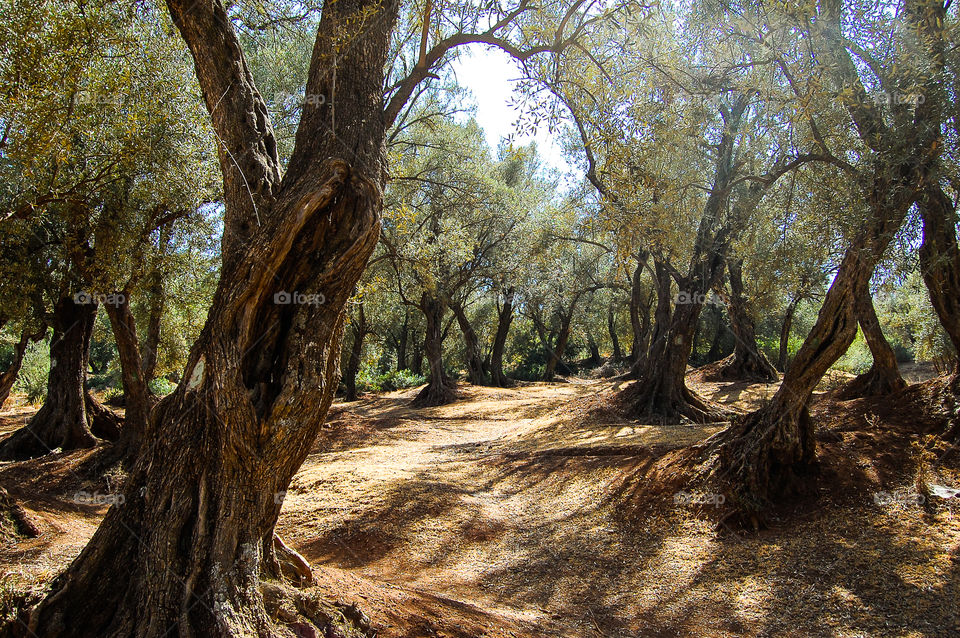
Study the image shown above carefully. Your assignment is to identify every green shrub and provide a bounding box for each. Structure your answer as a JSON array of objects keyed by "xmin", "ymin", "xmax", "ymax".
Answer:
[
  {"xmin": 12, "ymin": 341, "xmax": 49, "ymax": 404},
  {"xmin": 148, "ymin": 377, "xmax": 177, "ymax": 396},
  {"xmin": 356, "ymin": 369, "xmax": 426, "ymax": 394}
]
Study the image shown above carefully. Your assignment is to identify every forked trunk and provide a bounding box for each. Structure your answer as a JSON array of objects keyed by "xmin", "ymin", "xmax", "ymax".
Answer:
[
  {"xmin": 0, "ymin": 324, "xmax": 46, "ymax": 407},
  {"xmin": 713, "ymin": 260, "xmax": 778, "ymax": 382},
  {"xmin": 836, "ymin": 283, "xmax": 905, "ymax": 399},
  {"xmin": 413, "ymin": 295, "xmax": 455, "ymax": 406},
  {"xmin": 489, "ymin": 288, "xmax": 514, "ymax": 387},
  {"xmin": 22, "ymin": 0, "xmax": 397, "ymax": 632},
  {"xmin": 0, "ymin": 295, "xmax": 98, "ymax": 460}
]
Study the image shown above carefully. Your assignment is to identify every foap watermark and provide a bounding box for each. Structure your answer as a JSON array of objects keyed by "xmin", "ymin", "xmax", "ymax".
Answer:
[
  {"xmin": 872, "ymin": 91, "xmax": 925, "ymax": 107},
  {"xmin": 674, "ymin": 491, "xmax": 726, "ymax": 507},
  {"xmin": 873, "ymin": 489, "xmax": 925, "ymax": 508},
  {"xmin": 273, "ymin": 291, "xmax": 325, "ymax": 306},
  {"xmin": 275, "ymin": 91, "xmax": 327, "ymax": 109},
  {"xmin": 74, "ymin": 290, "xmax": 126, "ymax": 307},
  {"xmin": 674, "ymin": 291, "xmax": 726, "ymax": 307},
  {"xmin": 73, "ymin": 490, "xmax": 126, "ymax": 506}
]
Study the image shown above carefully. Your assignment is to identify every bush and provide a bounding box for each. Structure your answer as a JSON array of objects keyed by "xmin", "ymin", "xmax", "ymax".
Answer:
[
  {"xmin": 13, "ymin": 341, "xmax": 49, "ymax": 404},
  {"xmin": 87, "ymin": 368, "xmax": 122, "ymax": 392},
  {"xmin": 356, "ymin": 369, "xmax": 426, "ymax": 394},
  {"xmin": 148, "ymin": 377, "xmax": 177, "ymax": 396}
]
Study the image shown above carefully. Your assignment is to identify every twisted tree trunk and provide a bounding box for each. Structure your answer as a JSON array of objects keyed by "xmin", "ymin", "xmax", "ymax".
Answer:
[
  {"xmin": 0, "ymin": 295, "xmax": 98, "ymax": 460},
  {"xmin": 21, "ymin": 0, "xmax": 397, "ymax": 633}
]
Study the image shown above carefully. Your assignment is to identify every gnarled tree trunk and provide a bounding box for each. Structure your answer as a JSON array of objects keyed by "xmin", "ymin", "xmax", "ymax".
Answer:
[
  {"xmin": 0, "ymin": 295, "xmax": 98, "ymax": 460},
  {"xmin": 836, "ymin": 282, "xmax": 905, "ymax": 399},
  {"xmin": 22, "ymin": 0, "xmax": 397, "ymax": 633},
  {"xmin": 713, "ymin": 259, "xmax": 778, "ymax": 382}
]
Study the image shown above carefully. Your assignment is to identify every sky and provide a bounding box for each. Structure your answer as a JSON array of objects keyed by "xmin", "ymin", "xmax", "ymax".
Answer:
[{"xmin": 447, "ymin": 45, "xmax": 578, "ymax": 184}]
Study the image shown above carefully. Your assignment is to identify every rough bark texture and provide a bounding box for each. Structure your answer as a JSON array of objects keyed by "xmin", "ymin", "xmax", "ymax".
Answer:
[
  {"xmin": 0, "ymin": 296, "xmax": 98, "ymax": 460},
  {"xmin": 413, "ymin": 294, "xmax": 456, "ymax": 407},
  {"xmin": 713, "ymin": 260, "xmax": 778, "ymax": 382},
  {"xmin": 835, "ymin": 282, "xmax": 906, "ymax": 399},
  {"xmin": 21, "ymin": 0, "xmax": 397, "ymax": 633},
  {"xmin": 489, "ymin": 288, "xmax": 514, "ymax": 387},
  {"xmin": 0, "ymin": 324, "xmax": 46, "ymax": 407}
]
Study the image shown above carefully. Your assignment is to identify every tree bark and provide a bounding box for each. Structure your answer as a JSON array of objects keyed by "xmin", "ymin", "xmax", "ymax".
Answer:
[
  {"xmin": 489, "ymin": 287, "xmax": 514, "ymax": 387},
  {"xmin": 450, "ymin": 300, "xmax": 487, "ymax": 385},
  {"xmin": 343, "ymin": 302, "xmax": 367, "ymax": 402},
  {"xmin": 713, "ymin": 259, "xmax": 778, "ymax": 382},
  {"xmin": 627, "ymin": 258, "xmax": 670, "ymax": 379},
  {"xmin": 836, "ymin": 282, "xmax": 906, "ymax": 399},
  {"xmin": 0, "ymin": 295, "xmax": 98, "ymax": 460},
  {"xmin": 0, "ymin": 323, "xmax": 46, "ymax": 407},
  {"xmin": 23, "ymin": 0, "xmax": 397, "ymax": 633},
  {"xmin": 412, "ymin": 294, "xmax": 456, "ymax": 406},
  {"xmin": 585, "ymin": 329, "xmax": 601, "ymax": 367},
  {"xmin": 140, "ymin": 223, "xmax": 172, "ymax": 385},
  {"xmin": 607, "ymin": 302, "xmax": 622, "ymax": 361},
  {"xmin": 917, "ymin": 183, "xmax": 960, "ymax": 367}
]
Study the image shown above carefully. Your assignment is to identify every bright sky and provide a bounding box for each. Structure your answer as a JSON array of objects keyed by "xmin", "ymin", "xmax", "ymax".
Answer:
[{"xmin": 448, "ymin": 45, "xmax": 578, "ymax": 184}]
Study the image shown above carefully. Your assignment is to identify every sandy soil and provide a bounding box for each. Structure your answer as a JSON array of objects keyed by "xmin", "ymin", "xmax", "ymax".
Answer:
[{"xmin": 2, "ymin": 375, "xmax": 959, "ymax": 637}]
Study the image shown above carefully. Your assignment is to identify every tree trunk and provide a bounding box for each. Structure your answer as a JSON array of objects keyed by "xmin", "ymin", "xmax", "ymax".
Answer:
[
  {"xmin": 607, "ymin": 302, "xmax": 622, "ymax": 361},
  {"xmin": 0, "ymin": 295, "xmax": 98, "ymax": 460},
  {"xmin": 836, "ymin": 282, "xmax": 906, "ymax": 399},
  {"xmin": 103, "ymin": 291, "xmax": 154, "ymax": 460},
  {"xmin": 713, "ymin": 259, "xmax": 778, "ymax": 382},
  {"xmin": 411, "ymin": 332, "xmax": 423, "ymax": 376},
  {"xmin": 585, "ymin": 329, "xmax": 601, "ymax": 367},
  {"xmin": 705, "ymin": 304, "xmax": 726, "ymax": 363},
  {"xmin": 0, "ymin": 323, "xmax": 46, "ymax": 407},
  {"xmin": 396, "ymin": 312, "xmax": 408, "ymax": 372},
  {"xmin": 23, "ymin": 0, "xmax": 397, "ymax": 632},
  {"xmin": 628, "ymin": 260, "xmax": 645, "ymax": 362},
  {"xmin": 343, "ymin": 303, "xmax": 367, "ymax": 402},
  {"xmin": 917, "ymin": 183, "xmax": 960, "ymax": 367},
  {"xmin": 412, "ymin": 295, "xmax": 456, "ymax": 406},
  {"xmin": 543, "ymin": 307, "xmax": 576, "ymax": 382},
  {"xmin": 450, "ymin": 301, "xmax": 487, "ymax": 385},
  {"xmin": 140, "ymin": 223, "xmax": 172, "ymax": 385},
  {"xmin": 489, "ymin": 288, "xmax": 514, "ymax": 387},
  {"xmin": 778, "ymin": 297, "xmax": 799, "ymax": 372},
  {"xmin": 628, "ymin": 258, "xmax": 670, "ymax": 378}
]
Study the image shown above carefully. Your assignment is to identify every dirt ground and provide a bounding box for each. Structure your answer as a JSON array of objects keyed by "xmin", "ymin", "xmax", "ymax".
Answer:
[{"xmin": 2, "ymin": 372, "xmax": 959, "ymax": 637}]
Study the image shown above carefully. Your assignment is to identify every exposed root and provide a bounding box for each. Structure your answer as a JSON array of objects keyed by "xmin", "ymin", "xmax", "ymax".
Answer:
[
  {"xmin": 0, "ymin": 488, "xmax": 40, "ymax": 539},
  {"xmin": 261, "ymin": 581, "xmax": 374, "ymax": 638},
  {"xmin": 621, "ymin": 380, "xmax": 739, "ymax": 425},
  {"xmin": 85, "ymin": 392, "xmax": 122, "ymax": 441},
  {"xmin": 834, "ymin": 365, "xmax": 907, "ymax": 400},
  {"xmin": 266, "ymin": 533, "xmax": 314, "ymax": 587},
  {"xmin": 706, "ymin": 352, "xmax": 779, "ymax": 384}
]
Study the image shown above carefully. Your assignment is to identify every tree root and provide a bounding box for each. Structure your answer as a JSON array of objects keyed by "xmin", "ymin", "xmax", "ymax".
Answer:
[
  {"xmin": 265, "ymin": 533, "xmax": 314, "ymax": 587},
  {"xmin": 0, "ymin": 488, "xmax": 40, "ymax": 539},
  {"xmin": 85, "ymin": 392, "xmax": 122, "ymax": 441},
  {"xmin": 411, "ymin": 380, "xmax": 457, "ymax": 407},
  {"xmin": 834, "ymin": 365, "xmax": 907, "ymax": 400},
  {"xmin": 710, "ymin": 352, "xmax": 779, "ymax": 384},
  {"xmin": 623, "ymin": 380, "xmax": 739, "ymax": 425},
  {"xmin": 261, "ymin": 581, "xmax": 374, "ymax": 638}
]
